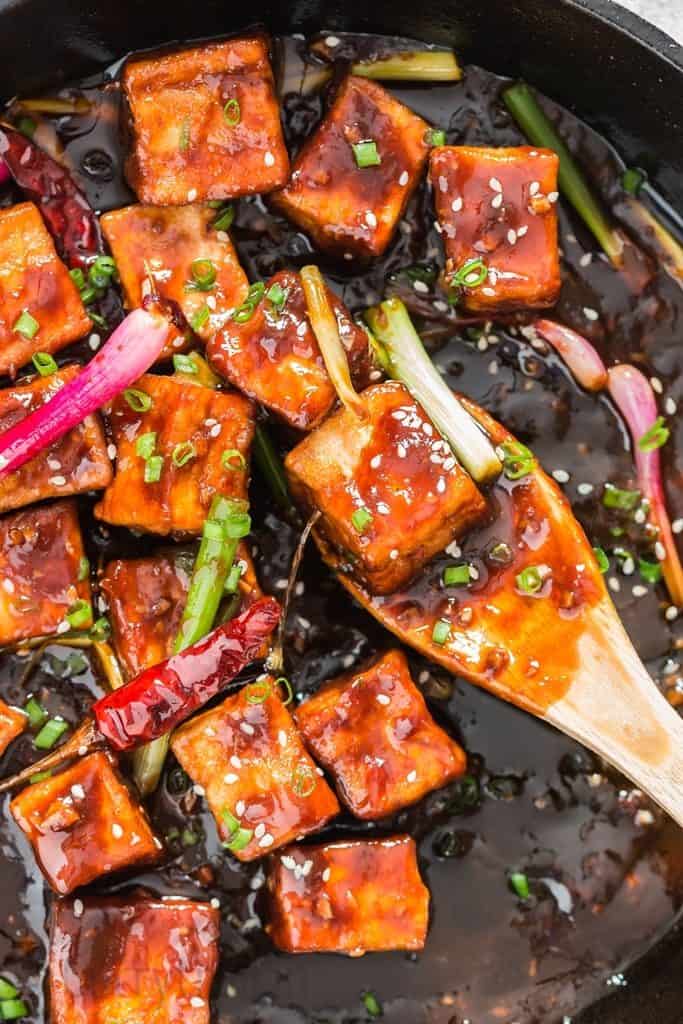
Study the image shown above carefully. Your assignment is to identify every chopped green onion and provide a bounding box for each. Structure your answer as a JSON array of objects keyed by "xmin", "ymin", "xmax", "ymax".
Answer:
[
  {"xmin": 23, "ymin": 697, "xmax": 47, "ymax": 730},
  {"xmin": 179, "ymin": 117, "xmax": 191, "ymax": 152},
  {"xmin": 432, "ymin": 619, "xmax": 450, "ymax": 645},
  {"xmin": 593, "ymin": 547, "xmax": 609, "ymax": 573},
  {"xmin": 0, "ymin": 984, "xmax": 17, "ymax": 1004},
  {"xmin": 77, "ymin": 556, "xmax": 90, "ymax": 581},
  {"xmin": 488, "ymin": 541, "xmax": 513, "ymax": 565},
  {"xmin": 622, "ymin": 167, "xmax": 645, "ymax": 196},
  {"xmin": 144, "ymin": 455, "xmax": 164, "ymax": 483},
  {"xmin": 190, "ymin": 305, "xmax": 210, "ymax": 332},
  {"xmin": 516, "ymin": 566, "xmax": 545, "ymax": 594},
  {"xmin": 223, "ymin": 510, "xmax": 251, "ymax": 539},
  {"xmin": 67, "ymin": 599, "xmax": 92, "ymax": 629},
  {"xmin": 253, "ymin": 425, "xmax": 293, "ymax": 515},
  {"xmin": 88, "ymin": 255, "xmax": 117, "ymax": 290},
  {"xmin": 17, "ymin": 116, "xmax": 36, "ymax": 137},
  {"xmin": 0, "ymin": 999, "xmax": 28, "ymax": 1020},
  {"xmin": 223, "ymin": 98, "xmax": 241, "ymax": 127},
  {"xmin": 222, "ymin": 448, "xmax": 246, "ymax": 471},
  {"xmin": 602, "ymin": 483, "xmax": 641, "ymax": 511},
  {"xmin": 427, "ymin": 128, "xmax": 446, "ymax": 147},
  {"xmin": 245, "ymin": 677, "xmax": 272, "ymax": 704},
  {"xmin": 351, "ymin": 50, "xmax": 462, "ymax": 82},
  {"xmin": 451, "ymin": 257, "xmax": 488, "ymax": 289},
  {"xmin": 32, "ymin": 351, "xmax": 57, "ymax": 376},
  {"xmin": 275, "ymin": 676, "xmax": 293, "ymax": 706},
  {"xmin": 352, "ymin": 140, "xmax": 381, "ymax": 168},
  {"xmin": 34, "ymin": 717, "xmax": 69, "ymax": 751},
  {"xmin": 291, "ymin": 763, "xmax": 317, "ymax": 797},
  {"xmin": 443, "ymin": 564, "xmax": 471, "ymax": 586},
  {"xmin": 135, "ymin": 431, "xmax": 157, "ymax": 459},
  {"xmin": 498, "ymin": 440, "xmax": 536, "ymax": 481},
  {"xmin": 509, "ymin": 871, "xmax": 530, "ymax": 900},
  {"xmin": 224, "ymin": 826, "xmax": 253, "ymax": 852},
  {"xmin": 351, "ymin": 507, "xmax": 373, "ymax": 533},
  {"xmin": 69, "ymin": 267, "xmax": 86, "ymax": 290},
  {"xmin": 224, "ymin": 564, "xmax": 242, "ymax": 593},
  {"xmin": 88, "ymin": 311, "xmax": 108, "ymax": 329},
  {"xmin": 173, "ymin": 353, "xmax": 198, "ymax": 374},
  {"xmin": 79, "ymin": 284, "xmax": 98, "ymax": 305},
  {"xmin": 189, "ymin": 258, "xmax": 217, "ymax": 292},
  {"xmin": 639, "ymin": 558, "xmax": 663, "ymax": 584},
  {"xmin": 212, "ymin": 204, "xmax": 235, "ymax": 231},
  {"xmin": 232, "ymin": 282, "xmax": 265, "ymax": 324},
  {"xmin": 638, "ymin": 416, "xmax": 669, "ymax": 452},
  {"xmin": 29, "ymin": 770, "xmax": 53, "ymax": 784},
  {"xmin": 181, "ymin": 828, "xmax": 200, "ymax": 847},
  {"xmin": 90, "ymin": 616, "xmax": 111, "ymax": 641},
  {"xmin": 13, "ymin": 310, "xmax": 39, "ymax": 339},
  {"xmin": 123, "ymin": 388, "xmax": 152, "ymax": 413},
  {"xmin": 172, "ymin": 441, "xmax": 197, "ymax": 467},
  {"xmin": 266, "ymin": 282, "xmax": 287, "ymax": 310},
  {"xmin": 362, "ymin": 992, "xmax": 383, "ymax": 1018}
]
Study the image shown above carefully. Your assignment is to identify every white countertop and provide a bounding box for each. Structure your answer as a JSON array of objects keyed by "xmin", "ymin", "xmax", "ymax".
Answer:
[{"xmin": 617, "ymin": 0, "xmax": 682, "ymax": 42}]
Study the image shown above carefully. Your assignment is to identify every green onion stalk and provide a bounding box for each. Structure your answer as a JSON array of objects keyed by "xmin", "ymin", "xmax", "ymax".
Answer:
[
  {"xmin": 365, "ymin": 298, "xmax": 502, "ymax": 483},
  {"xmin": 253, "ymin": 424, "xmax": 296, "ymax": 517},
  {"xmin": 351, "ymin": 49, "xmax": 462, "ymax": 82},
  {"xmin": 502, "ymin": 81, "xmax": 624, "ymax": 267},
  {"xmin": 132, "ymin": 494, "xmax": 252, "ymax": 795}
]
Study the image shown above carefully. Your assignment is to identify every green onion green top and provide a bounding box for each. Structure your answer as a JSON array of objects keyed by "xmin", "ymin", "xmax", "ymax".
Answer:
[
  {"xmin": 509, "ymin": 871, "xmax": 530, "ymax": 900},
  {"xmin": 602, "ymin": 483, "xmax": 641, "ymax": 510},
  {"xmin": 516, "ymin": 565, "xmax": 545, "ymax": 595},
  {"xmin": 13, "ymin": 310, "xmax": 39, "ymax": 339},
  {"xmin": 188, "ymin": 258, "xmax": 217, "ymax": 292},
  {"xmin": 432, "ymin": 618, "xmax": 450, "ymax": 645},
  {"xmin": 593, "ymin": 547, "xmax": 609, "ymax": 573},
  {"xmin": 498, "ymin": 440, "xmax": 535, "ymax": 481},
  {"xmin": 351, "ymin": 507, "xmax": 373, "ymax": 533},
  {"xmin": 124, "ymin": 388, "xmax": 152, "ymax": 413},
  {"xmin": 223, "ymin": 98, "xmax": 241, "ymax": 127},
  {"xmin": 352, "ymin": 140, "xmax": 381, "ymax": 168},
  {"xmin": 443, "ymin": 564, "xmax": 471, "ymax": 587},
  {"xmin": 32, "ymin": 352, "xmax": 57, "ymax": 376},
  {"xmin": 135, "ymin": 432, "xmax": 157, "ymax": 459},
  {"xmin": 144, "ymin": 455, "xmax": 164, "ymax": 484},
  {"xmin": 638, "ymin": 416, "xmax": 669, "ymax": 452},
  {"xmin": 66, "ymin": 599, "xmax": 92, "ymax": 629}
]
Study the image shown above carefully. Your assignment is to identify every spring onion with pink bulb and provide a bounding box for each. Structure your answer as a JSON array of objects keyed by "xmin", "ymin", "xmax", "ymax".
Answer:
[
  {"xmin": 0, "ymin": 308, "xmax": 169, "ymax": 479},
  {"xmin": 607, "ymin": 364, "xmax": 683, "ymax": 607},
  {"xmin": 365, "ymin": 297, "xmax": 502, "ymax": 483},
  {"xmin": 0, "ymin": 160, "xmax": 9, "ymax": 186},
  {"xmin": 534, "ymin": 319, "xmax": 608, "ymax": 392}
]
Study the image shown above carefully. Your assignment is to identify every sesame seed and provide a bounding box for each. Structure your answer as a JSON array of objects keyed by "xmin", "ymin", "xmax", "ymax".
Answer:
[
  {"xmin": 365, "ymin": 211, "xmax": 377, "ymax": 228},
  {"xmin": 73, "ymin": 899, "xmax": 84, "ymax": 918},
  {"xmin": 370, "ymin": 454, "xmax": 382, "ymax": 469},
  {"xmin": 622, "ymin": 557, "xmax": 635, "ymax": 576},
  {"xmin": 635, "ymin": 809, "xmax": 655, "ymax": 827},
  {"xmin": 397, "ymin": 443, "xmax": 407, "ymax": 458},
  {"xmin": 190, "ymin": 997, "xmax": 205, "ymax": 1008},
  {"xmin": 491, "ymin": 193, "xmax": 503, "ymax": 209},
  {"xmin": 376, "ymin": 502, "xmax": 390, "ymax": 514},
  {"xmin": 579, "ymin": 252, "xmax": 592, "ymax": 267},
  {"xmin": 552, "ymin": 469, "xmax": 570, "ymax": 484},
  {"xmin": 608, "ymin": 576, "xmax": 620, "ymax": 593},
  {"xmin": 236, "ymin": 800, "xmax": 246, "ymax": 816},
  {"xmin": 413, "ymin": 280, "xmax": 429, "ymax": 294},
  {"xmin": 434, "ymin": 220, "xmax": 442, "ymax": 234},
  {"xmin": 224, "ymin": 773, "xmax": 238, "ymax": 784},
  {"xmin": 632, "ymin": 584, "xmax": 647, "ymax": 598},
  {"xmin": 301, "ymin": 859, "xmax": 313, "ymax": 876},
  {"xmin": 254, "ymin": 823, "xmax": 266, "ymax": 839},
  {"xmin": 507, "ymin": 229, "xmax": 517, "ymax": 245},
  {"xmin": 376, "ymin": 693, "xmax": 391, "ymax": 706},
  {"xmin": 206, "ymin": 295, "xmax": 216, "ymax": 310},
  {"xmin": 71, "ymin": 784, "xmax": 85, "ymax": 800},
  {"xmin": 489, "ymin": 177, "xmax": 502, "ymax": 192},
  {"xmin": 187, "ymin": 189, "xmax": 197, "ymax": 202},
  {"xmin": 278, "ymin": 729, "xmax": 288, "ymax": 747},
  {"xmin": 673, "ymin": 518, "xmax": 683, "ymax": 534},
  {"xmin": 209, "ymin": 423, "xmax": 221, "ymax": 438},
  {"xmin": 322, "ymin": 867, "xmax": 331, "ymax": 882},
  {"xmin": 517, "ymin": 225, "xmax": 528, "ymax": 237},
  {"xmin": 49, "ymin": 475, "xmax": 67, "ymax": 487},
  {"xmin": 78, "ymin": 745, "xmax": 88, "ymax": 756},
  {"xmin": 665, "ymin": 606, "xmax": 679, "ymax": 622},
  {"xmin": 389, "ymin": 549, "xmax": 399, "ymax": 560},
  {"xmin": 577, "ymin": 482, "xmax": 594, "ymax": 495},
  {"xmin": 451, "ymin": 196, "xmax": 463, "ymax": 212},
  {"xmin": 230, "ymin": 755, "xmax": 242, "ymax": 769},
  {"xmin": 258, "ymin": 833, "xmax": 274, "ymax": 848},
  {"xmin": 438, "ymin": 175, "xmax": 448, "ymax": 193},
  {"xmin": 437, "ymin": 477, "xmax": 446, "ymax": 493},
  {"xmin": 406, "ymin": 770, "xmax": 417, "ymax": 783},
  {"xmin": 240, "ymin": 722, "xmax": 255, "ymax": 735},
  {"xmin": 216, "ymin": 230, "xmax": 229, "ymax": 242},
  {"xmin": 548, "ymin": 191, "xmax": 559, "ymax": 202},
  {"xmin": 194, "ymin": 784, "xmax": 205, "ymax": 796},
  {"xmin": 1, "ymin": 579, "xmax": 12, "ymax": 593},
  {"xmin": 529, "ymin": 181, "xmax": 540, "ymax": 196},
  {"xmin": 281, "ymin": 855, "xmax": 297, "ymax": 870},
  {"xmin": 665, "ymin": 397, "xmax": 677, "ymax": 415},
  {"xmin": 634, "ymin": 507, "xmax": 647, "ymax": 524},
  {"xmin": 482, "ymin": 286, "xmax": 496, "ymax": 296},
  {"xmin": 650, "ymin": 377, "xmax": 663, "ymax": 394},
  {"xmin": 325, "ymin": 35, "xmax": 340, "ymax": 46},
  {"xmin": 398, "ymin": 171, "xmax": 409, "ymax": 186},
  {"xmin": 56, "ymin": 620, "xmax": 71, "ymax": 635},
  {"xmin": 583, "ymin": 307, "xmax": 599, "ymax": 321},
  {"xmin": 655, "ymin": 541, "xmax": 666, "ymax": 561},
  {"xmin": 112, "ymin": 823, "xmax": 124, "ymax": 839},
  {"xmin": 264, "ymin": 151, "xmax": 275, "ymax": 167},
  {"xmin": 88, "ymin": 334, "xmax": 100, "ymax": 351},
  {"xmin": 210, "ymin": 897, "xmax": 220, "ymax": 909}
]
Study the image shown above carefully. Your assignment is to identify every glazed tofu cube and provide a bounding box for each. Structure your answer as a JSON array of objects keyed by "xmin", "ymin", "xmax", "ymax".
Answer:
[
  {"xmin": 272, "ymin": 76, "xmax": 430, "ymax": 260},
  {"xmin": 296, "ymin": 649, "xmax": 465, "ymax": 819},
  {"xmin": 0, "ymin": 500, "xmax": 92, "ymax": 646},
  {"xmin": 285, "ymin": 380, "xmax": 488, "ymax": 595},
  {"xmin": 50, "ymin": 894, "xmax": 219, "ymax": 1024},
  {"xmin": 0, "ymin": 367, "xmax": 112, "ymax": 514},
  {"xmin": 0, "ymin": 203, "xmax": 91, "ymax": 377},
  {"xmin": 430, "ymin": 146, "xmax": 560, "ymax": 312},
  {"xmin": 101, "ymin": 203, "xmax": 249, "ymax": 356},
  {"xmin": 268, "ymin": 835, "xmax": 429, "ymax": 955},
  {"xmin": 95, "ymin": 375, "xmax": 254, "ymax": 536},
  {"xmin": 208, "ymin": 269, "xmax": 372, "ymax": 430},
  {"xmin": 0, "ymin": 698, "xmax": 26, "ymax": 757},
  {"xmin": 123, "ymin": 36, "xmax": 289, "ymax": 206},
  {"xmin": 172, "ymin": 684, "xmax": 339, "ymax": 861},
  {"xmin": 10, "ymin": 751, "xmax": 161, "ymax": 894}
]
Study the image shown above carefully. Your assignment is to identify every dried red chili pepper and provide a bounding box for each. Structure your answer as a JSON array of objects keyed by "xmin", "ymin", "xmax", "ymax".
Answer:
[{"xmin": 0, "ymin": 124, "xmax": 102, "ymax": 267}]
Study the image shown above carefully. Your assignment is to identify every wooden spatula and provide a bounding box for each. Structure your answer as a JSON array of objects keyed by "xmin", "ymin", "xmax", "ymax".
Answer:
[{"xmin": 304, "ymin": 397, "xmax": 683, "ymax": 826}]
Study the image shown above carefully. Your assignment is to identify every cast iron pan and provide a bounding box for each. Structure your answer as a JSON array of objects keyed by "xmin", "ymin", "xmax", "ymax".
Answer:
[{"xmin": 0, "ymin": 1, "xmax": 681, "ymax": 1022}]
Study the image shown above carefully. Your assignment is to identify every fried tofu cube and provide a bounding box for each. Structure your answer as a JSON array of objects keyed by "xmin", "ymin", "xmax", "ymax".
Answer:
[
  {"xmin": 0, "ymin": 367, "xmax": 112, "ymax": 514},
  {"xmin": 172, "ymin": 684, "xmax": 339, "ymax": 861},
  {"xmin": 0, "ymin": 203, "xmax": 91, "ymax": 377},
  {"xmin": 50, "ymin": 893, "xmax": 219, "ymax": 1024},
  {"xmin": 285, "ymin": 381, "xmax": 487, "ymax": 595},
  {"xmin": 430, "ymin": 146, "xmax": 560, "ymax": 312},
  {"xmin": 268, "ymin": 835, "xmax": 429, "ymax": 955},
  {"xmin": 272, "ymin": 76, "xmax": 430, "ymax": 260},
  {"xmin": 95, "ymin": 375, "xmax": 254, "ymax": 536},
  {"xmin": 0, "ymin": 500, "xmax": 92, "ymax": 646},
  {"xmin": 0, "ymin": 699, "xmax": 26, "ymax": 757},
  {"xmin": 208, "ymin": 269, "xmax": 372, "ymax": 430},
  {"xmin": 123, "ymin": 36, "xmax": 289, "ymax": 206},
  {"xmin": 101, "ymin": 203, "xmax": 249, "ymax": 356},
  {"xmin": 296, "ymin": 649, "xmax": 465, "ymax": 819},
  {"xmin": 11, "ymin": 751, "xmax": 161, "ymax": 894}
]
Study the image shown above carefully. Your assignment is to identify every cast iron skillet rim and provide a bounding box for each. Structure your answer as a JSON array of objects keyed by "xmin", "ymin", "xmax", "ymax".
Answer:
[{"xmin": 572, "ymin": 0, "xmax": 683, "ymax": 68}]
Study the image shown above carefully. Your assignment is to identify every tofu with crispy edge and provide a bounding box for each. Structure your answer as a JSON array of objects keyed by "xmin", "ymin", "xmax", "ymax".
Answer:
[
  {"xmin": 0, "ymin": 500, "xmax": 92, "ymax": 646},
  {"xmin": 101, "ymin": 545, "xmax": 261, "ymax": 678},
  {"xmin": 101, "ymin": 204, "xmax": 249, "ymax": 356},
  {"xmin": 296, "ymin": 649, "xmax": 466, "ymax": 819},
  {"xmin": 95, "ymin": 375, "xmax": 254, "ymax": 536},
  {"xmin": 272, "ymin": 76, "xmax": 430, "ymax": 260},
  {"xmin": 172, "ymin": 683, "xmax": 339, "ymax": 861},
  {"xmin": 11, "ymin": 751, "xmax": 161, "ymax": 894},
  {"xmin": 0, "ymin": 698, "xmax": 26, "ymax": 757},
  {"xmin": 49, "ymin": 893, "xmax": 219, "ymax": 1024},
  {"xmin": 122, "ymin": 36, "xmax": 289, "ymax": 206},
  {"xmin": 0, "ymin": 367, "xmax": 112, "ymax": 514},
  {"xmin": 430, "ymin": 145, "xmax": 561, "ymax": 312},
  {"xmin": 0, "ymin": 203, "xmax": 91, "ymax": 377},
  {"xmin": 208, "ymin": 269, "xmax": 372, "ymax": 430},
  {"xmin": 285, "ymin": 380, "xmax": 488, "ymax": 595},
  {"xmin": 268, "ymin": 835, "xmax": 429, "ymax": 955}
]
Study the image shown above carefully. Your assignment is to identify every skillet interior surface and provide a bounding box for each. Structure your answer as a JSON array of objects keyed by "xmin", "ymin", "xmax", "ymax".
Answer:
[{"xmin": 0, "ymin": 3, "xmax": 682, "ymax": 1023}]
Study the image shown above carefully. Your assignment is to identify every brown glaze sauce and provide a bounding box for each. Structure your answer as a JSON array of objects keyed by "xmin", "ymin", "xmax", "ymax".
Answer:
[{"xmin": 0, "ymin": 33, "xmax": 682, "ymax": 1024}]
